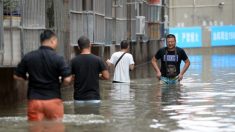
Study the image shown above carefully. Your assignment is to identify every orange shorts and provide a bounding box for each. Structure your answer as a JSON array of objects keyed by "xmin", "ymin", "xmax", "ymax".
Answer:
[{"xmin": 27, "ymin": 98, "xmax": 64, "ymax": 121}]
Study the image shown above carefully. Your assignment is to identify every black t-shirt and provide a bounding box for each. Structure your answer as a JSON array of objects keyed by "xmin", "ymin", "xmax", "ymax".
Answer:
[
  {"xmin": 71, "ymin": 54, "xmax": 107, "ymax": 100},
  {"xmin": 155, "ymin": 47, "xmax": 188, "ymax": 77},
  {"xmin": 14, "ymin": 46, "xmax": 71, "ymax": 100}
]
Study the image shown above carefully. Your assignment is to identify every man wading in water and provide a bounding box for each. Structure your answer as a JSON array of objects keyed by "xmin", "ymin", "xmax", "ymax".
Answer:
[
  {"xmin": 14, "ymin": 30, "xmax": 72, "ymax": 121},
  {"xmin": 71, "ymin": 36, "xmax": 109, "ymax": 104},
  {"xmin": 106, "ymin": 40, "xmax": 135, "ymax": 83},
  {"xmin": 151, "ymin": 34, "xmax": 190, "ymax": 84}
]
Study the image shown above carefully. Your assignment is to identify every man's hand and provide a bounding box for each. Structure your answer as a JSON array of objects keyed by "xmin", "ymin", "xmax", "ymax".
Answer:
[
  {"xmin": 106, "ymin": 59, "xmax": 112, "ymax": 67},
  {"xmin": 178, "ymin": 58, "xmax": 190, "ymax": 81},
  {"xmin": 63, "ymin": 75, "xmax": 73, "ymax": 86},
  {"xmin": 13, "ymin": 75, "xmax": 26, "ymax": 81},
  {"xmin": 156, "ymin": 72, "xmax": 161, "ymax": 80},
  {"xmin": 100, "ymin": 70, "xmax": 109, "ymax": 80},
  {"xmin": 178, "ymin": 74, "xmax": 183, "ymax": 81},
  {"xmin": 129, "ymin": 64, "xmax": 134, "ymax": 71},
  {"xmin": 151, "ymin": 57, "xmax": 161, "ymax": 80}
]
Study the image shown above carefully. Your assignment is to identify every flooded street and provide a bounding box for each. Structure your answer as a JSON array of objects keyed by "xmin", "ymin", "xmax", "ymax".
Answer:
[{"xmin": 1, "ymin": 54, "xmax": 235, "ymax": 132}]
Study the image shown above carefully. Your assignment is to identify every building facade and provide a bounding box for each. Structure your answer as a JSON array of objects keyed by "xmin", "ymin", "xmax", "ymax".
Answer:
[
  {"xmin": 166, "ymin": 0, "xmax": 235, "ymax": 54},
  {"xmin": 0, "ymin": 0, "xmax": 165, "ymax": 104},
  {"xmin": 0, "ymin": 0, "xmax": 166, "ymax": 67}
]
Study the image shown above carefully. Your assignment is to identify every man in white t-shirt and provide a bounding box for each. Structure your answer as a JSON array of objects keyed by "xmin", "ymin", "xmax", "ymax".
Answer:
[{"xmin": 106, "ymin": 40, "xmax": 135, "ymax": 83}]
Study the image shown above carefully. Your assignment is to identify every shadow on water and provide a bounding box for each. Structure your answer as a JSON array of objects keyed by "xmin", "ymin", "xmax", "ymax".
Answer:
[{"xmin": 1, "ymin": 54, "xmax": 235, "ymax": 131}]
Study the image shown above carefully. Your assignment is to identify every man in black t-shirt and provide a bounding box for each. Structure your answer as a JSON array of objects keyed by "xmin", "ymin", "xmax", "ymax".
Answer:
[
  {"xmin": 71, "ymin": 36, "xmax": 109, "ymax": 101},
  {"xmin": 14, "ymin": 30, "xmax": 72, "ymax": 121},
  {"xmin": 151, "ymin": 34, "xmax": 190, "ymax": 84}
]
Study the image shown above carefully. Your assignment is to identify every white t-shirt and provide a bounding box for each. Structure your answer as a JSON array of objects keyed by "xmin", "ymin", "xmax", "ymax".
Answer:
[{"xmin": 108, "ymin": 51, "xmax": 135, "ymax": 83}]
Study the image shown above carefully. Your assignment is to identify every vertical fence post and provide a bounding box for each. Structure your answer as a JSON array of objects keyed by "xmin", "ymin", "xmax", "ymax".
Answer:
[{"xmin": 0, "ymin": 0, "xmax": 3, "ymax": 53}]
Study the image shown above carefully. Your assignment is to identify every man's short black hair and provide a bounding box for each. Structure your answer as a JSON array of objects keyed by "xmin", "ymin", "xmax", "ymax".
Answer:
[
  {"xmin": 120, "ymin": 40, "xmax": 129, "ymax": 49},
  {"xmin": 166, "ymin": 34, "xmax": 176, "ymax": 40},
  {"xmin": 40, "ymin": 30, "xmax": 56, "ymax": 43},
  {"xmin": 77, "ymin": 36, "xmax": 90, "ymax": 50}
]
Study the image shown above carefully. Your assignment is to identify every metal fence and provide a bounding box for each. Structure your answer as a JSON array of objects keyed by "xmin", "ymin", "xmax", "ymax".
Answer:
[
  {"xmin": 1, "ymin": 0, "xmax": 49, "ymax": 66},
  {"xmin": 53, "ymin": 0, "xmax": 68, "ymax": 57},
  {"xmin": 115, "ymin": 0, "xmax": 128, "ymax": 44},
  {"xmin": 69, "ymin": 0, "xmax": 83, "ymax": 45},
  {"xmin": 69, "ymin": 0, "xmax": 96, "ymax": 45},
  {"xmin": 21, "ymin": 0, "xmax": 45, "ymax": 55},
  {"xmin": 0, "ymin": 0, "xmax": 3, "ymax": 53},
  {"xmin": 146, "ymin": 3, "xmax": 164, "ymax": 40},
  {"xmin": 128, "ymin": 1, "xmax": 137, "ymax": 41},
  {"xmin": 94, "ymin": 0, "xmax": 105, "ymax": 44},
  {"xmin": 0, "ymin": 0, "xmax": 165, "ymax": 67},
  {"xmin": 127, "ymin": 1, "xmax": 163, "ymax": 41},
  {"xmin": 1, "ymin": 0, "xmax": 21, "ymax": 66},
  {"xmin": 69, "ymin": 0, "xmax": 164, "ymax": 45},
  {"xmin": 147, "ymin": 4, "xmax": 162, "ymax": 22},
  {"xmin": 105, "ymin": 0, "xmax": 113, "ymax": 45},
  {"xmin": 69, "ymin": 0, "xmax": 108, "ymax": 45}
]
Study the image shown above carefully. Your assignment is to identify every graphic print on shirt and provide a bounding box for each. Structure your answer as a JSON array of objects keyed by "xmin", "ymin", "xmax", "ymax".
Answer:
[
  {"xmin": 163, "ymin": 55, "xmax": 179, "ymax": 62},
  {"xmin": 164, "ymin": 54, "xmax": 178, "ymax": 77}
]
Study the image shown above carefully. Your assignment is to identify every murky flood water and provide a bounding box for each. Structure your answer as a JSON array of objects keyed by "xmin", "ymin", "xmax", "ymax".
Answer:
[{"xmin": 0, "ymin": 54, "xmax": 235, "ymax": 132}]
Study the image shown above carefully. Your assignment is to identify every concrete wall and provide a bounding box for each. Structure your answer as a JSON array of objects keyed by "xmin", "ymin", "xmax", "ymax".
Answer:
[
  {"xmin": 168, "ymin": 0, "xmax": 235, "ymax": 48},
  {"xmin": 169, "ymin": 0, "xmax": 235, "ymax": 27},
  {"xmin": 0, "ymin": 68, "xmax": 27, "ymax": 105}
]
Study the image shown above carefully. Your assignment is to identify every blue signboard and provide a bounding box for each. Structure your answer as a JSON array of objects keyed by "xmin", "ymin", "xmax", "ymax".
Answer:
[
  {"xmin": 210, "ymin": 26, "xmax": 235, "ymax": 46},
  {"xmin": 169, "ymin": 27, "xmax": 202, "ymax": 48}
]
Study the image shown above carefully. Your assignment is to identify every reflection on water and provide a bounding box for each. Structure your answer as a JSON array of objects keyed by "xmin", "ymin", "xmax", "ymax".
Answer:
[
  {"xmin": 74, "ymin": 101, "xmax": 100, "ymax": 115},
  {"xmin": 0, "ymin": 54, "xmax": 235, "ymax": 131},
  {"xmin": 111, "ymin": 83, "xmax": 132, "ymax": 100},
  {"xmin": 29, "ymin": 121, "xmax": 65, "ymax": 132}
]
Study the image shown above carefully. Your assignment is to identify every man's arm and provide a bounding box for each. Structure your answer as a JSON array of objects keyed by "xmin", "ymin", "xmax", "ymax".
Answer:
[
  {"xmin": 100, "ymin": 70, "xmax": 110, "ymax": 80},
  {"xmin": 178, "ymin": 59, "xmax": 190, "ymax": 81},
  {"xmin": 106, "ymin": 53, "xmax": 115, "ymax": 67},
  {"xmin": 129, "ymin": 64, "xmax": 134, "ymax": 71},
  {"xmin": 14, "ymin": 57, "xmax": 27, "ymax": 81},
  {"xmin": 58, "ymin": 56, "xmax": 73, "ymax": 86},
  {"xmin": 13, "ymin": 75, "xmax": 26, "ymax": 81},
  {"xmin": 129, "ymin": 54, "xmax": 135, "ymax": 71},
  {"xmin": 106, "ymin": 59, "xmax": 113, "ymax": 67},
  {"xmin": 151, "ymin": 56, "xmax": 161, "ymax": 79}
]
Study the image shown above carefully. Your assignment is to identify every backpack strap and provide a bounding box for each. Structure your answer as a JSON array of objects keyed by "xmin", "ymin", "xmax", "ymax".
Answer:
[{"xmin": 115, "ymin": 52, "xmax": 126, "ymax": 68}]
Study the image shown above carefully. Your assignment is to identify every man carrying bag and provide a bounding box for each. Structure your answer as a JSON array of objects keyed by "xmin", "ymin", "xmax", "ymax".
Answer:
[{"xmin": 106, "ymin": 40, "xmax": 135, "ymax": 83}]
